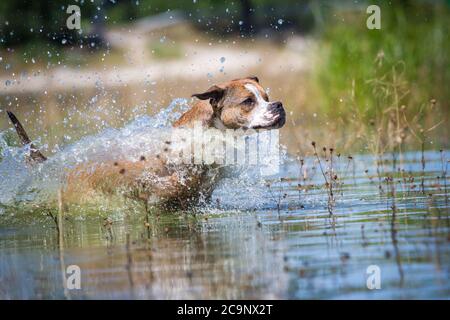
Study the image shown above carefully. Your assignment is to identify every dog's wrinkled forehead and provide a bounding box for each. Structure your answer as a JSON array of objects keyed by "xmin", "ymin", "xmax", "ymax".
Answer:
[
  {"xmin": 189, "ymin": 76, "xmax": 285, "ymax": 130},
  {"xmin": 221, "ymin": 79, "xmax": 269, "ymax": 106},
  {"xmin": 191, "ymin": 76, "xmax": 268, "ymax": 107}
]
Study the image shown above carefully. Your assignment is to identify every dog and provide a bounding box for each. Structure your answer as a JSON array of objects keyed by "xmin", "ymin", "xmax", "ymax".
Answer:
[{"xmin": 7, "ymin": 76, "xmax": 286, "ymax": 210}]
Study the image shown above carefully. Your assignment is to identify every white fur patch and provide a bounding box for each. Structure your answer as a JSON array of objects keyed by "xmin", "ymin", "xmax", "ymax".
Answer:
[{"xmin": 245, "ymin": 84, "xmax": 279, "ymax": 128}]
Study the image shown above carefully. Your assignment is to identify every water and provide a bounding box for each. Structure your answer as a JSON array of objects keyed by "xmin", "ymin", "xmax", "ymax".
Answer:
[
  {"xmin": 0, "ymin": 99, "xmax": 190, "ymax": 207},
  {"xmin": 0, "ymin": 105, "xmax": 449, "ymax": 299}
]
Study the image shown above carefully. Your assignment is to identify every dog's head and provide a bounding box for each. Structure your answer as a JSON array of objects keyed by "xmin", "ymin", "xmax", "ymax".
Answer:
[{"xmin": 191, "ymin": 76, "xmax": 286, "ymax": 130}]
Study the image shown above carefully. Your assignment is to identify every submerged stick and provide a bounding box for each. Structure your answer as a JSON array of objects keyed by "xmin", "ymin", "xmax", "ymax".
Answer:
[
  {"xmin": 387, "ymin": 177, "xmax": 404, "ymax": 286},
  {"xmin": 143, "ymin": 200, "xmax": 151, "ymax": 239},
  {"xmin": 421, "ymin": 142, "xmax": 425, "ymax": 194},
  {"xmin": 125, "ymin": 233, "xmax": 135, "ymax": 296}
]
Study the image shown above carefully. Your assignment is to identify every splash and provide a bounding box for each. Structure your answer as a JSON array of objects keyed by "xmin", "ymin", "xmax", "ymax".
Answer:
[
  {"xmin": 0, "ymin": 98, "xmax": 285, "ymax": 216},
  {"xmin": 0, "ymin": 100, "xmax": 185, "ymax": 206}
]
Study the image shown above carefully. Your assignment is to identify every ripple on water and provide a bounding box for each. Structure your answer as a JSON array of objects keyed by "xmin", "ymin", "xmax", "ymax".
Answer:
[{"xmin": 0, "ymin": 102, "xmax": 449, "ymax": 299}]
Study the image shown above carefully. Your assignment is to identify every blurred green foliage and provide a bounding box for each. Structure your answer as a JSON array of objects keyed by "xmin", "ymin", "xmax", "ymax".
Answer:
[
  {"xmin": 0, "ymin": 1, "xmax": 97, "ymax": 46},
  {"xmin": 313, "ymin": 1, "xmax": 449, "ymax": 124},
  {"xmin": 0, "ymin": 0, "xmax": 314, "ymax": 48},
  {"xmin": 0, "ymin": 0, "xmax": 448, "ymax": 148}
]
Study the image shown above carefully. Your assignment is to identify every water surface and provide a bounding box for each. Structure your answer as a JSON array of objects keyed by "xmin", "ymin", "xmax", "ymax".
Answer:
[{"xmin": 0, "ymin": 147, "xmax": 448, "ymax": 299}]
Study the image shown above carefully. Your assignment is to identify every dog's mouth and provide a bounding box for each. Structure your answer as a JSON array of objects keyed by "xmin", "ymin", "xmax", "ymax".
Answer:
[{"xmin": 249, "ymin": 109, "xmax": 286, "ymax": 130}]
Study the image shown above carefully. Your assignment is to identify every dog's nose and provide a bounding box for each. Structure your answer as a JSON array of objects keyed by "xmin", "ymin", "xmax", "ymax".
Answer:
[{"xmin": 269, "ymin": 101, "xmax": 284, "ymax": 113}]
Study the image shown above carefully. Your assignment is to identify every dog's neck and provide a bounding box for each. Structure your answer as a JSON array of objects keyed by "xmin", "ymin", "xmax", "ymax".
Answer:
[
  {"xmin": 173, "ymin": 100, "xmax": 224, "ymax": 129},
  {"xmin": 211, "ymin": 117, "xmax": 226, "ymax": 130}
]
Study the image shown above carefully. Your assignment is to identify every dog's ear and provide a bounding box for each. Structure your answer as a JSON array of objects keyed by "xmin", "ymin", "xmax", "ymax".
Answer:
[
  {"xmin": 246, "ymin": 75, "xmax": 259, "ymax": 83},
  {"xmin": 192, "ymin": 85, "xmax": 225, "ymax": 104}
]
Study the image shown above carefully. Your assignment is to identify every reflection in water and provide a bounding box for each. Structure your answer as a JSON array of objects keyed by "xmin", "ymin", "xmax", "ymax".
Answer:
[
  {"xmin": 0, "ymin": 147, "xmax": 449, "ymax": 299},
  {"xmin": 386, "ymin": 176, "xmax": 404, "ymax": 287},
  {"xmin": 0, "ymin": 214, "xmax": 289, "ymax": 299}
]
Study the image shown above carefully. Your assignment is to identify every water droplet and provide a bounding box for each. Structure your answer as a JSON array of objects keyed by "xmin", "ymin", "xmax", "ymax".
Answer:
[
  {"xmin": 278, "ymin": 19, "xmax": 284, "ymax": 25},
  {"xmin": 220, "ymin": 57, "xmax": 226, "ymax": 63},
  {"xmin": 61, "ymin": 39, "xmax": 67, "ymax": 44}
]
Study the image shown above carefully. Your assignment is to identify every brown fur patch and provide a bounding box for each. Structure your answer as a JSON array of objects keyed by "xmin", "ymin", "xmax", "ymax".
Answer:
[
  {"xmin": 59, "ymin": 77, "xmax": 276, "ymax": 209},
  {"xmin": 173, "ymin": 78, "xmax": 266, "ymax": 129}
]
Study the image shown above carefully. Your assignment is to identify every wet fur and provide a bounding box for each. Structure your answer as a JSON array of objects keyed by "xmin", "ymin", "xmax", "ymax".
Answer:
[{"xmin": 6, "ymin": 77, "xmax": 285, "ymax": 211}]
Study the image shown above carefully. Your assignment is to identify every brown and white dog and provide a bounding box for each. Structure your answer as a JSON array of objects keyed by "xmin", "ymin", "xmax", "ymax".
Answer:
[{"xmin": 7, "ymin": 76, "xmax": 285, "ymax": 210}]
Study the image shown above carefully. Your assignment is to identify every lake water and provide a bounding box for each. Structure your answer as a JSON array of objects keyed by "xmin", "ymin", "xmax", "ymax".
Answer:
[{"xmin": 0, "ymin": 144, "xmax": 448, "ymax": 299}]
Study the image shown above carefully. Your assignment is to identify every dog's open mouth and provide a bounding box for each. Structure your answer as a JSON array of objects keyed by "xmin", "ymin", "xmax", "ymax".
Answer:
[{"xmin": 250, "ymin": 110, "xmax": 286, "ymax": 130}]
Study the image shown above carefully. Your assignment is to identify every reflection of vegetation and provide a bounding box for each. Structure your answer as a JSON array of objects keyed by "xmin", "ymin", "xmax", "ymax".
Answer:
[{"xmin": 312, "ymin": 2, "xmax": 449, "ymax": 150}]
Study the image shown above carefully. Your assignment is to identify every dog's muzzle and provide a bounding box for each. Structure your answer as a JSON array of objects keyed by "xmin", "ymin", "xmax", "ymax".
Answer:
[
  {"xmin": 247, "ymin": 101, "xmax": 287, "ymax": 130},
  {"xmin": 267, "ymin": 101, "xmax": 286, "ymax": 129}
]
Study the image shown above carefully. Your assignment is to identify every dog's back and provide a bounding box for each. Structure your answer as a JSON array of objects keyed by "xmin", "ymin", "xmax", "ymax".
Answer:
[{"xmin": 5, "ymin": 76, "xmax": 285, "ymax": 210}]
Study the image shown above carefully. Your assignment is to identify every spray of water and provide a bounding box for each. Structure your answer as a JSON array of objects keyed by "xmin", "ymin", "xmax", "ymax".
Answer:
[{"xmin": 0, "ymin": 99, "xmax": 284, "ymax": 217}]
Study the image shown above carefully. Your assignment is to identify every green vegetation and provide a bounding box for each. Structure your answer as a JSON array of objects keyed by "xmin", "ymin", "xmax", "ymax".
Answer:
[
  {"xmin": 0, "ymin": 0, "xmax": 311, "ymax": 48},
  {"xmin": 1, "ymin": 1, "xmax": 448, "ymax": 152},
  {"xmin": 312, "ymin": 2, "xmax": 449, "ymax": 151}
]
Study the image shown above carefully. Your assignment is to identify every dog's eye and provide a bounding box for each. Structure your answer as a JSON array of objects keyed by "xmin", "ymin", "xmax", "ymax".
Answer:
[{"xmin": 242, "ymin": 98, "xmax": 254, "ymax": 105}]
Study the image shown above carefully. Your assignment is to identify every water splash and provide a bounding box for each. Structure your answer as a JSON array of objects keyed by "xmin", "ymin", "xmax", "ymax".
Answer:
[
  {"xmin": 0, "ymin": 98, "xmax": 284, "ymax": 216},
  {"xmin": 0, "ymin": 99, "xmax": 189, "ymax": 207}
]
